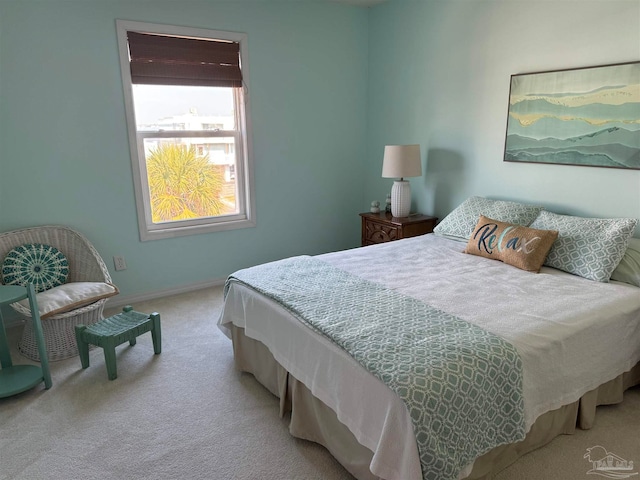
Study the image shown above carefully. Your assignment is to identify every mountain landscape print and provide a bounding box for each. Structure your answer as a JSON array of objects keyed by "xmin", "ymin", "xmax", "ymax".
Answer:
[{"xmin": 504, "ymin": 62, "xmax": 640, "ymax": 170}]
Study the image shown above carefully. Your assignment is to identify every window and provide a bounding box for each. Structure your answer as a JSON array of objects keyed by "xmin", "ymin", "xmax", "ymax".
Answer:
[{"xmin": 116, "ymin": 20, "xmax": 255, "ymax": 241}]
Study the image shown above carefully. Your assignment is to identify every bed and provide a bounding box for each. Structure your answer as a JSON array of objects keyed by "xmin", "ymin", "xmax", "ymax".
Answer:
[{"xmin": 217, "ymin": 197, "xmax": 640, "ymax": 480}]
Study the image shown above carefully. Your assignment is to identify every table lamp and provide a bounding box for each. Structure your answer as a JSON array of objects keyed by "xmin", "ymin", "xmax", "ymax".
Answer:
[{"xmin": 381, "ymin": 144, "xmax": 422, "ymax": 217}]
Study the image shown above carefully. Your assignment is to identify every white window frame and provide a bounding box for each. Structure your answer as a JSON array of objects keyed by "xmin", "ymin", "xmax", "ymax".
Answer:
[{"xmin": 116, "ymin": 20, "xmax": 256, "ymax": 241}]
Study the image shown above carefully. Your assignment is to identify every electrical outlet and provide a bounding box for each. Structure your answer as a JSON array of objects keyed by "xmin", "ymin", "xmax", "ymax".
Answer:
[{"xmin": 113, "ymin": 255, "xmax": 127, "ymax": 271}]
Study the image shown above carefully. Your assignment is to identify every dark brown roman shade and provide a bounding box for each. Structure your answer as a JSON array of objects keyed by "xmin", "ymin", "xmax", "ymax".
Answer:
[{"xmin": 126, "ymin": 31, "xmax": 242, "ymax": 87}]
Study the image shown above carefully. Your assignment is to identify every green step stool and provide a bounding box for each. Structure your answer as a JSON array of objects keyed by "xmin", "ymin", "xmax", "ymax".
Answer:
[{"xmin": 75, "ymin": 306, "xmax": 161, "ymax": 380}]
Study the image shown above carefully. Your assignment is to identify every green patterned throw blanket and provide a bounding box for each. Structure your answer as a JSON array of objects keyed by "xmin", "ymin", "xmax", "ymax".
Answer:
[{"xmin": 225, "ymin": 256, "xmax": 526, "ymax": 480}]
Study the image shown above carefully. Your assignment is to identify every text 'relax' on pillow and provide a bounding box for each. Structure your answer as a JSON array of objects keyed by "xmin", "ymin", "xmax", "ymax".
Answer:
[
  {"xmin": 465, "ymin": 215, "xmax": 558, "ymax": 273},
  {"xmin": 2, "ymin": 243, "xmax": 69, "ymax": 293},
  {"xmin": 433, "ymin": 196, "xmax": 544, "ymax": 241},
  {"xmin": 530, "ymin": 211, "xmax": 638, "ymax": 283}
]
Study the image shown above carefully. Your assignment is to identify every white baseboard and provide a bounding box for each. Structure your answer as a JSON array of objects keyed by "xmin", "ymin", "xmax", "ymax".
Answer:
[
  {"xmin": 3, "ymin": 278, "xmax": 226, "ymax": 329},
  {"xmin": 105, "ymin": 277, "xmax": 226, "ymax": 310}
]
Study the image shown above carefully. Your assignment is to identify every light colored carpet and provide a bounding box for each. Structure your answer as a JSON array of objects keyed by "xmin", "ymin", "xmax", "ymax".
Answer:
[{"xmin": 0, "ymin": 286, "xmax": 638, "ymax": 480}]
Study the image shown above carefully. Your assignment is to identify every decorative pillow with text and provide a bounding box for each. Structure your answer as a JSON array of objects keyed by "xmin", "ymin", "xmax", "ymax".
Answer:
[{"xmin": 465, "ymin": 215, "xmax": 558, "ymax": 272}]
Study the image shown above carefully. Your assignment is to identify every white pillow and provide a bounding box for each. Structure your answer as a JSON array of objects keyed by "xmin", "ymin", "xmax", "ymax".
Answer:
[
  {"xmin": 610, "ymin": 237, "xmax": 640, "ymax": 287},
  {"xmin": 14, "ymin": 281, "xmax": 119, "ymax": 319}
]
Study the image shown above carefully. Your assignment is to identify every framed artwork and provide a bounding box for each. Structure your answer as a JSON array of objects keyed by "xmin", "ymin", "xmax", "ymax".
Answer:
[{"xmin": 503, "ymin": 61, "xmax": 639, "ymax": 170}]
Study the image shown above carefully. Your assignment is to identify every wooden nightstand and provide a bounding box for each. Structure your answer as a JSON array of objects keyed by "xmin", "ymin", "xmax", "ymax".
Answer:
[{"xmin": 359, "ymin": 212, "xmax": 438, "ymax": 246}]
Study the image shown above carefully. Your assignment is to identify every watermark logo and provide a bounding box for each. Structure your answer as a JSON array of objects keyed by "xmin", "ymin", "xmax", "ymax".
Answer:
[{"xmin": 584, "ymin": 445, "xmax": 638, "ymax": 478}]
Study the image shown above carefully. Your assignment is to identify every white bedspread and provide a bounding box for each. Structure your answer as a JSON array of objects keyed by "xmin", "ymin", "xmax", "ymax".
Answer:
[{"xmin": 218, "ymin": 234, "xmax": 640, "ymax": 480}]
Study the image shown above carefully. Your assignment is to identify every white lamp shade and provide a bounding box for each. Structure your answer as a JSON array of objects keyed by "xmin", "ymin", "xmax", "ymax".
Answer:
[{"xmin": 381, "ymin": 144, "xmax": 422, "ymax": 179}]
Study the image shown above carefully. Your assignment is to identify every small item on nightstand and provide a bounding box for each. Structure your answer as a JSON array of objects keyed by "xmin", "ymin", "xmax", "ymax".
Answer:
[
  {"xmin": 370, "ymin": 201, "xmax": 380, "ymax": 213},
  {"xmin": 385, "ymin": 194, "xmax": 392, "ymax": 213}
]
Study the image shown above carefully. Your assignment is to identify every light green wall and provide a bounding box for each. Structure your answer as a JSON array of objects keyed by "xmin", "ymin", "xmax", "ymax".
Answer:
[
  {"xmin": 0, "ymin": 1, "xmax": 369, "ymax": 298},
  {"xmin": 367, "ymin": 0, "xmax": 640, "ymax": 235},
  {"xmin": 2, "ymin": 0, "xmax": 639, "ymax": 302}
]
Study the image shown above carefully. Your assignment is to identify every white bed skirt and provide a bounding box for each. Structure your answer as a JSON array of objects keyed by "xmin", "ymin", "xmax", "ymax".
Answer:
[{"xmin": 230, "ymin": 324, "xmax": 640, "ymax": 480}]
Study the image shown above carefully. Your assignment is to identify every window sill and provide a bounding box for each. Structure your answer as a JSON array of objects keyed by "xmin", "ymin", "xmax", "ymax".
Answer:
[{"xmin": 139, "ymin": 217, "xmax": 256, "ymax": 241}]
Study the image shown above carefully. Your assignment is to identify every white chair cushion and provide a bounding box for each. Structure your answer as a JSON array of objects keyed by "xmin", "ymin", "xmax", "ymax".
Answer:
[{"xmin": 14, "ymin": 282, "xmax": 119, "ymax": 319}]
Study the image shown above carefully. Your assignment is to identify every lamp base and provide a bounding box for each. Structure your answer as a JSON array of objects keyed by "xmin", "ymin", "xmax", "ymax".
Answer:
[{"xmin": 390, "ymin": 180, "xmax": 411, "ymax": 217}]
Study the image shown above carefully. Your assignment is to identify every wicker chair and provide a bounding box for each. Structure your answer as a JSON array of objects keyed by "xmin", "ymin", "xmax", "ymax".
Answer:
[{"xmin": 0, "ymin": 225, "xmax": 116, "ymax": 361}]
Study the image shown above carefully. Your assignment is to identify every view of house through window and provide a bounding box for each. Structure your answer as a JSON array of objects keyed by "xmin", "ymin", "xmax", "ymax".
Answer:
[
  {"xmin": 133, "ymin": 85, "xmax": 239, "ymax": 222},
  {"xmin": 116, "ymin": 20, "xmax": 254, "ymax": 240}
]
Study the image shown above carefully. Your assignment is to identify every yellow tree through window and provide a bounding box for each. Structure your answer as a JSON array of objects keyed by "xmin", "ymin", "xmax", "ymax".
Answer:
[{"xmin": 146, "ymin": 143, "xmax": 230, "ymax": 223}]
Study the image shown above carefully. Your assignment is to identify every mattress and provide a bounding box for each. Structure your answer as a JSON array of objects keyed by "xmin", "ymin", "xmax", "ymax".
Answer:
[{"xmin": 218, "ymin": 233, "xmax": 640, "ymax": 479}]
